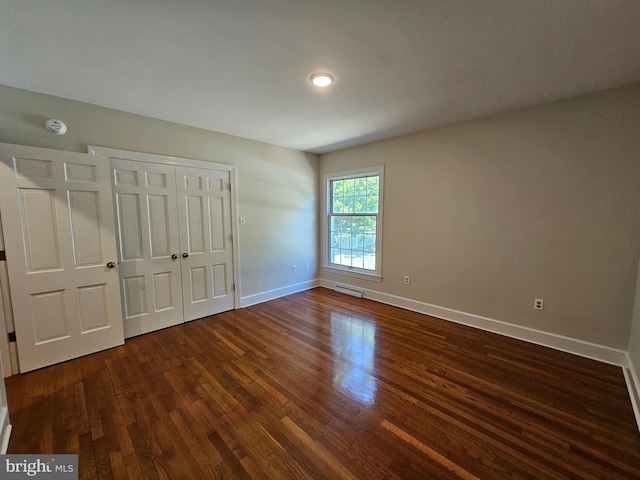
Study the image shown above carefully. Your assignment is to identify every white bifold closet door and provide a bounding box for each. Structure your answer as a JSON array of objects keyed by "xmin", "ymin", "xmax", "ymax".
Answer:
[
  {"xmin": 111, "ymin": 159, "xmax": 234, "ymax": 338},
  {"xmin": 0, "ymin": 143, "xmax": 124, "ymax": 372}
]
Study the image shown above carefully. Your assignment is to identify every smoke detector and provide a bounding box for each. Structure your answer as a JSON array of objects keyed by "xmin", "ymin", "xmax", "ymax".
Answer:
[{"xmin": 45, "ymin": 119, "xmax": 68, "ymax": 135}]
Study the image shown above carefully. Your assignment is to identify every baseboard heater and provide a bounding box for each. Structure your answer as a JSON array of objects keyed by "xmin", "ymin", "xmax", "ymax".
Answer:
[{"xmin": 334, "ymin": 284, "xmax": 364, "ymax": 298}]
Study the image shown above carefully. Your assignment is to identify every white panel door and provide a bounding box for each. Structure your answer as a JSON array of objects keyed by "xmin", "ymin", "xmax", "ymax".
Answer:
[
  {"xmin": 0, "ymin": 143, "xmax": 124, "ymax": 372},
  {"xmin": 176, "ymin": 166, "xmax": 234, "ymax": 321},
  {"xmin": 111, "ymin": 159, "xmax": 183, "ymax": 338}
]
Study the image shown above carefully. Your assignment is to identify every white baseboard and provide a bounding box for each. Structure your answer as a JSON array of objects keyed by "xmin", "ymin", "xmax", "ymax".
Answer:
[
  {"xmin": 319, "ymin": 280, "xmax": 628, "ymax": 367},
  {"xmin": 239, "ymin": 279, "xmax": 320, "ymax": 308},
  {"xmin": 624, "ymin": 354, "xmax": 640, "ymax": 433}
]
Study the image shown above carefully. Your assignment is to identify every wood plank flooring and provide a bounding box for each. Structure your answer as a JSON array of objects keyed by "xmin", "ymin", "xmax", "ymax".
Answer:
[{"xmin": 6, "ymin": 287, "xmax": 640, "ymax": 479}]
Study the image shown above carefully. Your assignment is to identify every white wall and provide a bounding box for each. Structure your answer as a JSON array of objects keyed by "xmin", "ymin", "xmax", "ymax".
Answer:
[
  {"xmin": 320, "ymin": 84, "xmax": 640, "ymax": 351},
  {"xmin": 0, "ymin": 85, "xmax": 319, "ymax": 304}
]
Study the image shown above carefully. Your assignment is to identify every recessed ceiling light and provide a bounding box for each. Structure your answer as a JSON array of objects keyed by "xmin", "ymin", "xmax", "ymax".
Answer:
[{"xmin": 310, "ymin": 73, "xmax": 334, "ymax": 87}]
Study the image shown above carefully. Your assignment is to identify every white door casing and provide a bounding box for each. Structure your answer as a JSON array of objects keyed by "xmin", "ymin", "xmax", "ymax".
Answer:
[
  {"xmin": 0, "ymin": 143, "xmax": 124, "ymax": 373},
  {"xmin": 111, "ymin": 159, "xmax": 184, "ymax": 338},
  {"xmin": 0, "ymin": 216, "xmax": 17, "ymax": 377},
  {"xmin": 176, "ymin": 166, "xmax": 235, "ymax": 321}
]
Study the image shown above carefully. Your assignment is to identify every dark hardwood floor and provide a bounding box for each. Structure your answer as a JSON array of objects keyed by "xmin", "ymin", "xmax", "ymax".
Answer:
[{"xmin": 6, "ymin": 287, "xmax": 640, "ymax": 479}]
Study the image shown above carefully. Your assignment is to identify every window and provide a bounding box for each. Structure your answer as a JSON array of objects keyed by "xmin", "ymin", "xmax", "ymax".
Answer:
[{"xmin": 323, "ymin": 166, "xmax": 384, "ymax": 280}]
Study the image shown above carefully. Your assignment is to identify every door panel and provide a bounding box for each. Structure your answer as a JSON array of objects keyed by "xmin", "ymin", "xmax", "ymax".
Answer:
[
  {"xmin": 18, "ymin": 188, "xmax": 62, "ymax": 272},
  {"xmin": 185, "ymin": 196, "xmax": 205, "ymax": 252},
  {"xmin": 69, "ymin": 190, "xmax": 104, "ymax": 266},
  {"xmin": 78, "ymin": 284, "xmax": 110, "ymax": 331},
  {"xmin": 148, "ymin": 194, "xmax": 171, "ymax": 257},
  {"xmin": 31, "ymin": 290, "xmax": 68, "ymax": 342},
  {"xmin": 117, "ymin": 193, "xmax": 144, "ymax": 260},
  {"xmin": 176, "ymin": 166, "xmax": 234, "ymax": 321},
  {"xmin": 212, "ymin": 264, "xmax": 228, "ymax": 297},
  {"xmin": 111, "ymin": 159, "xmax": 183, "ymax": 338},
  {"xmin": 0, "ymin": 143, "xmax": 124, "ymax": 372},
  {"xmin": 123, "ymin": 275, "xmax": 146, "ymax": 318},
  {"xmin": 152, "ymin": 272, "xmax": 174, "ymax": 310}
]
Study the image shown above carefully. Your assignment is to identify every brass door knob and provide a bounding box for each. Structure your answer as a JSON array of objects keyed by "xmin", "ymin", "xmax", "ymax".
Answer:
[
  {"xmin": 182, "ymin": 252, "xmax": 189, "ymax": 258},
  {"xmin": 171, "ymin": 254, "xmax": 178, "ymax": 259},
  {"xmin": 106, "ymin": 261, "xmax": 116, "ymax": 268}
]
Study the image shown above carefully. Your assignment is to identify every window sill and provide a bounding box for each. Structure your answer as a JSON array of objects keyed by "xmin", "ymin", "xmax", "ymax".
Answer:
[{"xmin": 322, "ymin": 265, "xmax": 382, "ymax": 282}]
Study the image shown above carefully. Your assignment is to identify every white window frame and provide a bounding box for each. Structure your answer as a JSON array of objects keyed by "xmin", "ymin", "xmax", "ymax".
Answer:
[{"xmin": 322, "ymin": 165, "xmax": 384, "ymax": 281}]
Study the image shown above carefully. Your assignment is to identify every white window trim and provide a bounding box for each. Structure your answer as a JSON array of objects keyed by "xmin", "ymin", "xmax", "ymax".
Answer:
[{"xmin": 322, "ymin": 165, "xmax": 384, "ymax": 281}]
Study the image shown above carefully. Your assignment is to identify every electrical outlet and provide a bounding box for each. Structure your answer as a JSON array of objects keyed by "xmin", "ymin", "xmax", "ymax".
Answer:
[
  {"xmin": 403, "ymin": 276, "xmax": 410, "ymax": 285},
  {"xmin": 292, "ymin": 265, "xmax": 297, "ymax": 273},
  {"xmin": 534, "ymin": 298, "xmax": 544, "ymax": 310}
]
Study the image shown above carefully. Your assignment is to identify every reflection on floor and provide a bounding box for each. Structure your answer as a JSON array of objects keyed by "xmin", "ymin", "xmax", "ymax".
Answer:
[{"xmin": 330, "ymin": 312, "xmax": 377, "ymax": 405}]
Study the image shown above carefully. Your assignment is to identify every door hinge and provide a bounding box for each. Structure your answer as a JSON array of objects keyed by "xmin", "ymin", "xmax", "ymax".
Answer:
[
  {"xmin": 0, "ymin": 250, "xmax": 5, "ymax": 261},
  {"xmin": 8, "ymin": 331, "xmax": 16, "ymax": 343},
  {"xmin": 227, "ymin": 183, "xmax": 231, "ymax": 191},
  {"xmin": 232, "ymin": 283, "xmax": 235, "ymax": 291}
]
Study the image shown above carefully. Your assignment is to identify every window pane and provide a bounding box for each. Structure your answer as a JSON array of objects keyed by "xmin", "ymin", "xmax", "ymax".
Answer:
[
  {"xmin": 327, "ymin": 171, "xmax": 381, "ymax": 273},
  {"xmin": 329, "ymin": 214, "xmax": 376, "ymax": 270},
  {"xmin": 364, "ymin": 234, "xmax": 376, "ymax": 252},
  {"xmin": 334, "ymin": 249, "xmax": 351, "ymax": 267},
  {"xmin": 332, "ymin": 249, "xmax": 341, "ymax": 265},
  {"xmin": 366, "ymin": 195, "xmax": 378, "ymax": 213},
  {"xmin": 344, "ymin": 196, "xmax": 355, "ymax": 213},
  {"xmin": 330, "ymin": 216, "xmax": 341, "ymax": 233},
  {"xmin": 337, "ymin": 233, "xmax": 350, "ymax": 249},
  {"xmin": 363, "ymin": 216, "xmax": 376, "ymax": 233},
  {"xmin": 363, "ymin": 252, "xmax": 376, "ymax": 270},
  {"xmin": 351, "ymin": 254, "xmax": 364, "ymax": 269},
  {"xmin": 344, "ymin": 179, "xmax": 355, "ymax": 196},
  {"xmin": 367, "ymin": 177, "xmax": 379, "ymax": 196},
  {"xmin": 355, "ymin": 177, "xmax": 368, "ymax": 195},
  {"xmin": 350, "ymin": 233, "xmax": 360, "ymax": 250},
  {"xmin": 332, "ymin": 180, "xmax": 344, "ymax": 213}
]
